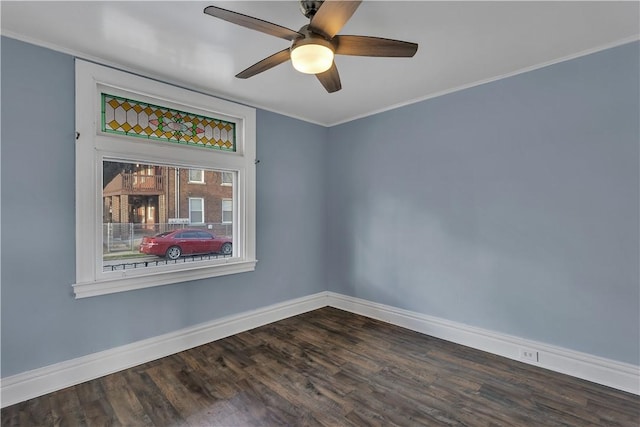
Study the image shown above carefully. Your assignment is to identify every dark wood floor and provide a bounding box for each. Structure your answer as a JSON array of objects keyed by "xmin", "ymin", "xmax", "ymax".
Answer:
[{"xmin": 2, "ymin": 307, "xmax": 639, "ymax": 426}]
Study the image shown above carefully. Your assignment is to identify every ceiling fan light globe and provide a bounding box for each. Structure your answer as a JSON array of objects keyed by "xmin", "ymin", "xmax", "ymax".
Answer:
[{"xmin": 291, "ymin": 44, "xmax": 334, "ymax": 74}]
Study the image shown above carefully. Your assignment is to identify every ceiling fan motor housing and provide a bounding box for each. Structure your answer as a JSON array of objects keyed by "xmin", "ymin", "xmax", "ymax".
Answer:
[
  {"xmin": 299, "ymin": 0, "xmax": 324, "ymax": 18},
  {"xmin": 292, "ymin": 25, "xmax": 335, "ymax": 50}
]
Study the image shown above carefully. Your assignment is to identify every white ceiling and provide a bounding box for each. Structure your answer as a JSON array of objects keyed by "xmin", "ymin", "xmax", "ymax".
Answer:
[{"xmin": 2, "ymin": 1, "xmax": 638, "ymax": 126}]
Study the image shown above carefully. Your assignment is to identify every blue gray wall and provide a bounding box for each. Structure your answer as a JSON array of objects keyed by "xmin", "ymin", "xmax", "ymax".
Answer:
[
  {"xmin": 1, "ymin": 37, "xmax": 328, "ymax": 377},
  {"xmin": 326, "ymin": 42, "xmax": 639, "ymax": 365}
]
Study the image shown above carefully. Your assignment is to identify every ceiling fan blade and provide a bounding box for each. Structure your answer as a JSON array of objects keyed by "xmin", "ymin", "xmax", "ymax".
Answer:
[
  {"xmin": 316, "ymin": 62, "xmax": 342, "ymax": 93},
  {"xmin": 204, "ymin": 6, "xmax": 303, "ymax": 41},
  {"xmin": 309, "ymin": 0, "xmax": 362, "ymax": 39},
  {"xmin": 334, "ymin": 35, "xmax": 418, "ymax": 57},
  {"xmin": 236, "ymin": 49, "xmax": 291, "ymax": 79}
]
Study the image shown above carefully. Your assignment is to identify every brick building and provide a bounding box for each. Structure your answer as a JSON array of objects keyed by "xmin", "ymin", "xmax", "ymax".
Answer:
[{"xmin": 103, "ymin": 163, "xmax": 233, "ymax": 228}]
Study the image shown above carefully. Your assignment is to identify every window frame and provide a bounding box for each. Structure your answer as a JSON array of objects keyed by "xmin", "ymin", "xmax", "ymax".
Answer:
[
  {"xmin": 74, "ymin": 60, "xmax": 256, "ymax": 299},
  {"xmin": 221, "ymin": 171, "xmax": 233, "ymax": 186},
  {"xmin": 188, "ymin": 169, "xmax": 205, "ymax": 184},
  {"xmin": 189, "ymin": 197, "xmax": 205, "ymax": 224},
  {"xmin": 222, "ymin": 198, "xmax": 233, "ymax": 224}
]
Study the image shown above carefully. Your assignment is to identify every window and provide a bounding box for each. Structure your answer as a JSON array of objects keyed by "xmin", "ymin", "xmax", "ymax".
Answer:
[
  {"xmin": 221, "ymin": 171, "xmax": 233, "ymax": 186},
  {"xmin": 189, "ymin": 198, "xmax": 205, "ymax": 224},
  {"xmin": 75, "ymin": 60, "xmax": 256, "ymax": 298},
  {"xmin": 222, "ymin": 199, "xmax": 233, "ymax": 223},
  {"xmin": 189, "ymin": 169, "xmax": 204, "ymax": 183}
]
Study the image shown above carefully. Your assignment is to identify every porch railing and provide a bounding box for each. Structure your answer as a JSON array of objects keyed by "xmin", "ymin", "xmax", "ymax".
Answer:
[{"xmin": 121, "ymin": 173, "xmax": 164, "ymax": 192}]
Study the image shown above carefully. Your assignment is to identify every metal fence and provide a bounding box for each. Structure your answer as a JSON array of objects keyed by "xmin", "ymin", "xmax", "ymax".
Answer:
[
  {"xmin": 103, "ymin": 222, "xmax": 233, "ymax": 254},
  {"xmin": 103, "ymin": 253, "xmax": 232, "ymax": 272}
]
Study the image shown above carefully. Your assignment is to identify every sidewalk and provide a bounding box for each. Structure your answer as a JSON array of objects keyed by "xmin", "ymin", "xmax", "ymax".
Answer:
[{"xmin": 103, "ymin": 250, "xmax": 148, "ymax": 260}]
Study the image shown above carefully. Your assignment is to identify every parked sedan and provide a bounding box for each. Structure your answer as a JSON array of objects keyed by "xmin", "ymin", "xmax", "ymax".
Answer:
[{"xmin": 139, "ymin": 229, "xmax": 232, "ymax": 260}]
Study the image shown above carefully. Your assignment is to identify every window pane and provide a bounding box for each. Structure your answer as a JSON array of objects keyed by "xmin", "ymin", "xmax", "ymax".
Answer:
[
  {"xmin": 189, "ymin": 169, "xmax": 203, "ymax": 183},
  {"xmin": 103, "ymin": 160, "xmax": 234, "ymax": 272},
  {"xmin": 101, "ymin": 93, "xmax": 236, "ymax": 151},
  {"xmin": 189, "ymin": 198, "xmax": 204, "ymax": 223},
  {"xmin": 221, "ymin": 171, "xmax": 233, "ymax": 185},
  {"xmin": 222, "ymin": 199, "xmax": 233, "ymax": 223}
]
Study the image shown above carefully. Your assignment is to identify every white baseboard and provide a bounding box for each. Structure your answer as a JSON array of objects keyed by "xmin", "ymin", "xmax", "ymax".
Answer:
[
  {"xmin": 326, "ymin": 292, "xmax": 640, "ymax": 395},
  {"xmin": 0, "ymin": 292, "xmax": 329, "ymax": 408},
  {"xmin": 3, "ymin": 291, "xmax": 638, "ymax": 408}
]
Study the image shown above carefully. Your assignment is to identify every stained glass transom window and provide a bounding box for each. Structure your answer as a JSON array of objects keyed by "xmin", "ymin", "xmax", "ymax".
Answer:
[{"xmin": 101, "ymin": 94, "xmax": 236, "ymax": 151}]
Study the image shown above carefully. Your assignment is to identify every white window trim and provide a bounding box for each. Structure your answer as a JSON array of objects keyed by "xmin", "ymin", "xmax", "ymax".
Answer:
[
  {"xmin": 189, "ymin": 197, "xmax": 205, "ymax": 224},
  {"xmin": 188, "ymin": 169, "xmax": 205, "ymax": 184},
  {"xmin": 74, "ymin": 60, "xmax": 256, "ymax": 299}
]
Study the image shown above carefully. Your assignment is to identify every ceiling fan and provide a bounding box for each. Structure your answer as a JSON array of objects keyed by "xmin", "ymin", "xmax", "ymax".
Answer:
[{"xmin": 203, "ymin": 0, "xmax": 418, "ymax": 93}]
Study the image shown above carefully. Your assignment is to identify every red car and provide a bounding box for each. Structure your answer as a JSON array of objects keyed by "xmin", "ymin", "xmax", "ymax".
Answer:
[{"xmin": 139, "ymin": 229, "xmax": 232, "ymax": 260}]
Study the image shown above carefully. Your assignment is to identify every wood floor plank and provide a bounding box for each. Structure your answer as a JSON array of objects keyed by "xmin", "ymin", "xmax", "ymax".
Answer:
[
  {"xmin": 145, "ymin": 365, "xmax": 211, "ymax": 426},
  {"xmin": 0, "ymin": 404, "xmax": 21, "ymax": 427},
  {"xmin": 2, "ymin": 307, "xmax": 639, "ymax": 426},
  {"xmin": 227, "ymin": 379, "xmax": 303, "ymax": 426},
  {"xmin": 48, "ymin": 386, "xmax": 87, "ymax": 427},
  {"xmin": 119, "ymin": 370, "xmax": 181, "ymax": 426},
  {"xmin": 246, "ymin": 356, "xmax": 350, "ymax": 422},
  {"xmin": 74, "ymin": 381, "xmax": 118, "ymax": 427},
  {"xmin": 20, "ymin": 396, "xmax": 54, "ymax": 427},
  {"xmin": 99, "ymin": 371, "xmax": 154, "ymax": 426}
]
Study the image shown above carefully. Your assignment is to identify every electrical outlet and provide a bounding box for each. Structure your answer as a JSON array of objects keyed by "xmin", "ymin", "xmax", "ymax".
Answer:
[{"xmin": 520, "ymin": 348, "xmax": 539, "ymax": 362}]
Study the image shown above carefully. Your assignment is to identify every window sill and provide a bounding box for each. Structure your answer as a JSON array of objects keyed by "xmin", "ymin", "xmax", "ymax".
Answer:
[{"xmin": 73, "ymin": 259, "xmax": 258, "ymax": 299}]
